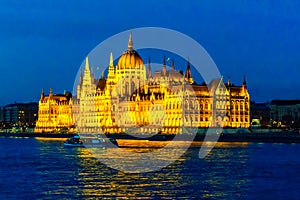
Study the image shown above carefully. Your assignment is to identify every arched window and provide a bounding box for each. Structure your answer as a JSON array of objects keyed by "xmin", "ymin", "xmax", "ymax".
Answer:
[
  {"xmin": 125, "ymin": 82, "xmax": 129, "ymax": 95},
  {"xmin": 131, "ymin": 82, "xmax": 135, "ymax": 94}
]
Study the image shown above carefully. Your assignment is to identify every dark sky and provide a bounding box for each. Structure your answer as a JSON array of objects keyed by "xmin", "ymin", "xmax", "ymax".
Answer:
[{"xmin": 1, "ymin": 0, "xmax": 300, "ymax": 105}]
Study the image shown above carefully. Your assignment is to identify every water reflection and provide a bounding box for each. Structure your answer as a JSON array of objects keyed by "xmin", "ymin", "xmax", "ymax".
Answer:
[
  {"xmin": 6, "ymin": 138, "xmax": 297, "ymax": 199},
  {"xmin": 201, "ymin": 143, "xmax": 250, "ymax": 199},
  {"xmin": 75, "ymin": 147, "xmax": 186, "ymax": 198},
  {"xmin": 72, "ymin": 142, "xmax": 251, "ymax": 199}
]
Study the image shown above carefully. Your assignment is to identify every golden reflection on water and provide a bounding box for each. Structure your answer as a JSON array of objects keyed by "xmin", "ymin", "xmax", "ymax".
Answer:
[
  {"xmin": 70, "ymin": 142, "xmax": 251, "ymax": 199},
  {"xmin": 35, "ymin": 137, "xmax": 67, "ymax": 141},
  {"xmin": 74, "ymin": 147, "xmax": 186, "ymax": 198},
  {"xmin": 213, "ymin": 142, "xmax": 250, "ymax": 148}
]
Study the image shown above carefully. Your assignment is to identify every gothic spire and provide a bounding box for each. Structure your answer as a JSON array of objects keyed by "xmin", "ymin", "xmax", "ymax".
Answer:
[
  {"xmin": 185, "ymin": 57, "xmax": 192, "ymax": 79},
  {"xmin": 40, "ymin": 88, "xmax": 44, "ymax": 100},
  {"xmin": 185, "ymin": 57, "xmax": 193, "ymax": 84},
  {"xmin": 108, "ymin": 52, "xmax": 115, "ymax": 80},
  {"xmin": 85, "ymin": 56, "xmax": 89, "ymax": 70},
  {"xmin": 148, "ymin": 57, "xmax": 152, "ymax": 79},
  {"xmin": 91, "ymin": 66, "xmax": 94, "ymax": 81},
  {"xmin": 82, "ymin": 56, "xmax": 92, "ymax": 86},
  {"xmin": 101, "ymin": 71, "xmax": 105, "ymax": 79},
  {"xmin": 171, "ymin": 59, "xmax": 175, "ymax": 71},
  {"xmin": 162, "ymin": 55, "xmax": 167, "ymax": 76},
  {"xmin": 128, "ymin": 31, "xmax": 133, "ymax": 51},
  {"xmin": 109, "ymin": 52, "xmax": 114, "ymax": 67},
  {"xmin": 242, "ymin": 75, "xmax": 247, "ymax": 94},
  {"xmin": 49, "ymin": 88, "xmax": 53, "ymax": 97},
  {"xmin": 79, "ymin": 69, "xmax": 83, "ymax": 84}
]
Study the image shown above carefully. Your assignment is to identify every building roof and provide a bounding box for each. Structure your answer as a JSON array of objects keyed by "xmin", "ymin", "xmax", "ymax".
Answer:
[
  {"xmin": 271, "ymin": 100, "xmax": 300, "ymax": 106},
  {"xmin": 117, "ymin": 33, "xmax": 144, "ymax": 70},
  {"xmin": 96, "ymin": 78, "xmax": 106, "ymax": 90}
]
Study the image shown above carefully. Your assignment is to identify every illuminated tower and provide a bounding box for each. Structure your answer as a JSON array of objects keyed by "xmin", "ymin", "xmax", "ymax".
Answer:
[
  {"xmin": 185, "ymin": 58, "xmax": 193, "ymax": 84},
  {"xmin": 115, "ymin": 32, "xmax": 146, "ymax": 96},
  {"xmin": 162, "ymin": 55, "xmax": 167, "ymax": 77},
  {"xmin": 147, "ymin": 57, "xmax": 152, "ymax": 79}
]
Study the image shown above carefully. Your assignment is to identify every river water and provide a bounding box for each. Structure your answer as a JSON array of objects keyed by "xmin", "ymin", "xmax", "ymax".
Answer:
[{"xmin": 0, "ymin": 137, "xmax": 300, "ymax": 199}]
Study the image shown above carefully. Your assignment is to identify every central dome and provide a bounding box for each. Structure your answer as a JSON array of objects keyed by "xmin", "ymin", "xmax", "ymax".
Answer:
[{"xmin": 117, "ymin": 33, "xmax": 144, "ymax": 70}]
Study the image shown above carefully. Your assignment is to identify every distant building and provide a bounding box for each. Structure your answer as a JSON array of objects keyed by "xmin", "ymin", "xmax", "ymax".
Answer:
[
  {"xmin": 270, "ymin": 100, "xmax": 300, "ymax": 128},
  {"xmin": 0, "ymin": 102, "xmax": 38, "ymax": 127},
  {"xmin": 35, "ymin": 89, "xmax": 75, "ymax": 133},
  {"xmin": 250, "ymin": 102, "xmax": 270, "ymax": 127}
]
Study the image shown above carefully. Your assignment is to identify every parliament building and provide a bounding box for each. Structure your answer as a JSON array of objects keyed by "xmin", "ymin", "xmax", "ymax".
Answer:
[
  {"xmin": 35, "ymin": 89, "xmax": 75, "ymax": 133},
  {"xmin": 71, "ymin": 33, "xmax": 250, "ymax": 134}
]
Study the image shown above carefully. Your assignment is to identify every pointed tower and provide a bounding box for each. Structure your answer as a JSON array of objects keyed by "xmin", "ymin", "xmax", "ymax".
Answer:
[
  {"xmin": 242, "ymin": 75, "xmax": 247, "ymax": 94},
  {"xmin": 101, "ymin": 71, "xmax": 105, "ymax": 79},
  {"xmin": 128, "ymin": 31, "xmax": 133, "ymax": 51},
  {"xmin": 79, "ymin": 69, "xmax": 83, "ymax": 84},
  {"xmin": 85, "ymin": 56, "xmax": 89, "ymax": 70},
  {"xmin": 83, "ymin": 56, "xmax": 92, "ymax": 84},
  {"xmin": 80, "ymin": 56, "xmax": 95, "ymax": 98},
  {"xmin": 91, "ymin": 66, "xmax": 94, "ymax": 83},
  {"xmin": 109, "ymin": 52, "xmax": 114, "ymax": 67},
  {"xmin": 40, "ymin": 88, "xmax": 44, "ymax": 100},
  {"xmin": 147, "ymin": 57, "xmax": 152, "ymax": 79},
  {"xmin": 170, "ymin": 59, "xmax": 175, "ymax": 81},
  {"xmin": 49, "ymin": 88, "xmax": 53, "ymax": 98},
  {"xmin": 227, "ymin": 77, "xmax": 231, "ymax": 86},
  {"xmin": 162, "ymin": 55, "xmax": 167, "ymax": 76},
  {"xmin": 171, "ymin": 59, "xmax": 175, "ymax": 71},
  {"xmin": 185, "ymin": 57, "xmax": 193, "ymax": 84},
  {"xmin": 107, "ymin": 52, "xmax": 115, "ymax": 80}
]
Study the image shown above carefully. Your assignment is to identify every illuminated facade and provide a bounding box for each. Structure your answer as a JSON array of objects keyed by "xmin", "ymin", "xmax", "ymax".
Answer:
[
  {"xmin": 74, "ymin": 33, "xmax": 251, "ymax": 134},
  {"xmin": 35, "ymin": 89, "xmax": 75, "ymax": 133}
]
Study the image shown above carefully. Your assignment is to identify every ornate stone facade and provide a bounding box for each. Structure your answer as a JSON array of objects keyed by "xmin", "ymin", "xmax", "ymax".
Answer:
[
  {"xmin": 73, "ymin": 33, "xmax": 250, "ymax": 134},
  {"xmin": 35, "ymin": 89, "xmax": 74, "ymax": 133}
]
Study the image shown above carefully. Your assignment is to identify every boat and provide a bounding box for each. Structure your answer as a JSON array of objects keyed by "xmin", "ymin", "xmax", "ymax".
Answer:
[
  {"xmin": 64, "ymin": 135, "xmax": 84, "ymax": 147},
  {"xmin": 106, "ymin": 129, "xmax": 198, "ymax": 148}
]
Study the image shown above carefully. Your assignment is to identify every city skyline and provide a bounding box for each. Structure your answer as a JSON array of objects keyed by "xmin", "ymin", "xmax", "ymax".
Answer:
[{"xmin": 1, "ymin": 1, "xmax": 300, "ymax": 105}]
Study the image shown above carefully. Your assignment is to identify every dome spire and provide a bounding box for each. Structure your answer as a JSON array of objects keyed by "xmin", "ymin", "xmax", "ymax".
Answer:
[{"xmin": 128, "ymin": 31, "xmax": 133, "ymax": 51}]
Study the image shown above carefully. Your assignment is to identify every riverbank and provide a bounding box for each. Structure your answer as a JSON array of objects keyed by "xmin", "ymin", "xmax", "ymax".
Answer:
[
  {"xmin": 1, "ymin": 131, "xmax": 300, "ymax": 144},
  {"xmin": 0, "ymin": 132, "xmax": 75, "ymax": 138}
]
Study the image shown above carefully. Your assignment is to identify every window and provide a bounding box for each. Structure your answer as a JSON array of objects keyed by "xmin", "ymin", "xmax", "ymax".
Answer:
[{"xmin": 205, "ymin": 104, "xmax": 208, "ymax": 109}]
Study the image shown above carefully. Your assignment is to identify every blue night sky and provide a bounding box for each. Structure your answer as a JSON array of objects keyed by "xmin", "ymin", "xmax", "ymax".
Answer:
[{"xmin": 0, "ymin": 0, "xmax": 300, "ymax": 105}]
